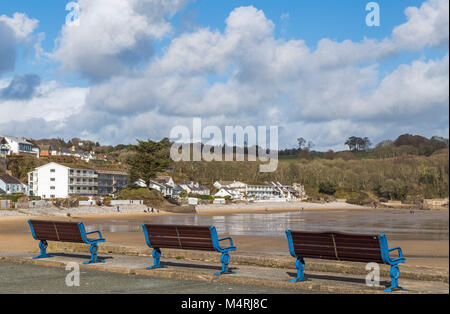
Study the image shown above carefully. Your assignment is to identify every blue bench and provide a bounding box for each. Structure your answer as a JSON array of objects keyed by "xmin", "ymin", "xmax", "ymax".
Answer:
[
  {"xmin": 28, "ymin": 220, "xmax": 106, "ymax": 264},
  {"xmin": 285, "ymin": 230, "xmax": 406, "ymax": 292},
  {"xmin": 142, "ymin": 224, "xmax": 236, "ymax": 275}
]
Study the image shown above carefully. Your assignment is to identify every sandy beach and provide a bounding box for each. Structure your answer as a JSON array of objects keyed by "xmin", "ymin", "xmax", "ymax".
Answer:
[
  {"xmin": 195, "ymin": 201, "xmax": 374, "ymax": 215},
  {"xmin": 1, "ymin": 205, "xmax": 448, "ymax": 270}
]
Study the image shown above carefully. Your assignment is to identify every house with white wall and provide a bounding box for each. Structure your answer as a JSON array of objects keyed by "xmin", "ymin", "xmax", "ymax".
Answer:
[
  {"xmin": 149, "ymin": 180, "xmax": 174, "ymax": 197},
  {"xmin": 0, "ymin": 136, "xmax": 39, "ymax": 158},
  {"xmin": 179, "ymin": 181, "xmax": 210, "ymax": 196},
  {"xmin": 0, "ymin": 174, "xmax": 28, "ymax": 195}
]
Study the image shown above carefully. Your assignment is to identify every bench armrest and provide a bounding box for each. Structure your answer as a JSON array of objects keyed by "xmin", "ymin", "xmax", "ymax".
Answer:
[
  {"xmin": 389, "ymin": 247, "xmax": 404, "ymax": 259},
  {"xmin": 86, "ymin": 231, "xmax": 103, "ymax": 240},
  {"xmin": 219, "ymin": 237, "xmax": 235, "ymax": 249}
]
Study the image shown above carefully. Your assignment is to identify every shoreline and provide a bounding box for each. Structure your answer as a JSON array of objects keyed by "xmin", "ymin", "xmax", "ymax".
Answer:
[
  {"xmin": 196, "ymin": 201, "xmax": 374, "ymax": 215},
  {"xmin": 1, "ymin": 201, "xmax": 388, "ymax": 218}
]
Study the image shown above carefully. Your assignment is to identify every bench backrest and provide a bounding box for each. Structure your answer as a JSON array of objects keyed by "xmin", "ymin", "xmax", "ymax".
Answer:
[
  {"xmin": 142, "ymin": 224, "xmax": 215, "ymax": 251},
  {"xmin": 28, "ymin": 220, "xmax": 85, "ymax": 243},
  {"xmin": 286, "ymin": 230, "xmax": 384, "ymax": 263}
]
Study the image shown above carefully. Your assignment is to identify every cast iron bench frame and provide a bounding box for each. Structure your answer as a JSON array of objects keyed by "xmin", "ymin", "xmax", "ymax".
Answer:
[
  {"xmin": 142, "ymin": 224, "xmax": 236, "ymax": 275},
  {"xmin": 28, "ymin": 220, "xmax": 106, "ymax": 264},
  {"xmin": 285, "ymin": 230, "xmax": 406, "ymax": 292}
]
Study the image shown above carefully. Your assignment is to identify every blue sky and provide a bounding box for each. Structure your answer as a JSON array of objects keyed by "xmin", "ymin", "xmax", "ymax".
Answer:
[
  {"xmin": 0, "ymin": 0, "xmax": 448, "ymax": 149},
  {"xmin": 3, "ymin": 0, "xmax": 430, "ymax": 77}
]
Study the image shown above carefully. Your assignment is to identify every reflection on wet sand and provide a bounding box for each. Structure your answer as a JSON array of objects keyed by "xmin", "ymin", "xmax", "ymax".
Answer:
[{"xmin": 87, "ymin": 209, "xmax": 449, "ymax": 241}]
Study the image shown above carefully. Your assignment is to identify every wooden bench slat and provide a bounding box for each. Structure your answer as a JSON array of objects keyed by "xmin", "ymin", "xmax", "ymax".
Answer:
[
  {"xmin": 149, "ymin": 238, "xmax": 180, "ymax": 246},
  {"xmin": 149, "ymin": 237, "xmax": 214, "ymax": 250},
  {"xmin": 178, "ymin": 230, "xmax": 212, "ymax": 237},
  {"xmin": 335, "ymin": 242, "xmax": 381, "ymax": 249},
  {"xmin": 291, "ymin": 233, "xmax": 332, "ymax": 240},
  {"xmin": 180, "ymin": 241, "xmax": 214, "ymax": 249},
  {"xmin": 147, "ymin": 230, "xmax": 179, "ymax": 237}
]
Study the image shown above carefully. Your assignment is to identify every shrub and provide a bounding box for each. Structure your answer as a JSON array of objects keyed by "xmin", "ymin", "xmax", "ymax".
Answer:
[{"xmin": 319, "ymin": 182, "xmax": 337, "ymax": 196}]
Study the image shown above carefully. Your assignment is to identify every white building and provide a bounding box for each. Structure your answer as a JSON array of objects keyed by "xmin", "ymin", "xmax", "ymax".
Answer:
[
  {"xmin": 214, "ymin": 181, "xmax": 247, "ymax": 192},
  {"xmin": 214, "ymin": 188, "xmax": 244, "ymax": 200},
  {"xmin": 246, "ymin": 184, "xmax": 281, "ymax": 200},
  {"xmin": 156, "ymin": 176, "xmax": 175, "ymax": 187},
  {"xmin": 0, "ymin": 174, "xmax": 28, "ymax": 195},
  {"xmin": 28, "ymin": 162, "xmax": 128, "ymax": 199},
  {"xmin": 214, "ymin": 188, "xmax": 232, "ymax": 198},
  {"xmin": 0, "ymin": 136, "xmax": 39, "ymax": 158},
  {"xmin": 149, "ymin": 180, "xmax": 174, "ymax": 197},
  {"xmin": 269, "ymin": 181, "xmax": 301, "ymax": 199},
  {"xmin": 179, "ymin": 181, "xmax": 210, "ymax": 196}
]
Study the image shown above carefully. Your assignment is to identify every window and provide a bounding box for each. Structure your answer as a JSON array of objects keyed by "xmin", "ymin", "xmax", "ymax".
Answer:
[
  {"xmin": 50, "ymin": 186, "xmax": 55, "ymax": 190},
  {"xmin": 50, "ymin": 195, "xmax": 55, "ymax": 198},
  {"xmin": 50, "ymin": 178, "xmax": 55, "ymax": 181},
  {"xmin": 50, "ymin": 169, "xmax": 55, "ymax": 173}
]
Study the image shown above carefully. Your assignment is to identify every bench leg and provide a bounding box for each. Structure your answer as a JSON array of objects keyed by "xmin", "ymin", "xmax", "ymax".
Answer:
[
  {"xmin": 33, "ymin": 241, "xmax": 54, "ymax": 259},
  {"xmin": 83, "ymin": 243, "xmax": 105, "ymax": 264},
  {"xmin": 385, "ymin": 265, "xmax": 406, "ymax": 292},
  {"xmin": 215, "ymin": 252, "xmax": 234, "ymax": 276},
  {"xmin": 291, "ymin": 257, "xmax": 309, "ymax": 283},
  {"xmin": 146, "ymin": 248, "xmax": 164, "ymax": 270}
]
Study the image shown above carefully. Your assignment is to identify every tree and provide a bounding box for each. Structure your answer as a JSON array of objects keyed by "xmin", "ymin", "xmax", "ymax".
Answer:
[
  {"xmin": 319, "ymin": 182, "xmax": 337, "ymax": 195},
  {"xmin": 127, "ymin": 138, "xmax": 172, "ymax": 187},
  {"xmin": 345, "ymin": 136, "xmax": 371, "ymax": 152},
  {"xmin": 297, "ymin": 138, "xmax": 307, "ymax": 150}
]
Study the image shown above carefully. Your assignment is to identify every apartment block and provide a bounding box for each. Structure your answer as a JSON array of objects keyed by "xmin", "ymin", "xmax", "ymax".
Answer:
[
  {"xmin": 28, "ymin": 162, "xmax": 128, "ymax": 199},
  {"xmin": 246, "ymin": 184, "xmax": 281, "ymax": 200},
  {"xmin": 97, "ymin": 169, "xmax": 128, "ymax": 196}
]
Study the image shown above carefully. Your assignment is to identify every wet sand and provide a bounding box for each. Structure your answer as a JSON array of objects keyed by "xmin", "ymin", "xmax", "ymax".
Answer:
[{"xmin": 1, "ymin": 209, "xmax": 448, "ymax": 269}]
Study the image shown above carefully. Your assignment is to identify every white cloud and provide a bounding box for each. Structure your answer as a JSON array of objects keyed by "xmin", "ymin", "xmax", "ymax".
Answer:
[
  {"xmin": 50, "ymin": 0, "xmax": 192, "ymax": 81},
  {"xmin": 393, "ymin": 0, "xmax": 449, "ymax": 50},
  {"xmin": 2, "ymin": 1, "xmax": 448, "ymax": 148},
  {"xmin": 0, "ymin": 78, "xmax": 88, "ymax": 124},
  {"xmin": 0, "ymin": 12, "xmax": 41, "ymax": 75},
  {"xmin": 0, "ymin": 12, "xmax": 38, "ymax": 43}
]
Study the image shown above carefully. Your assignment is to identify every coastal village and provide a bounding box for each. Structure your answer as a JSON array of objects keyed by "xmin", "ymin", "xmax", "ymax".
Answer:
[{"xmin": 0, "ymin": 135, "xmax": 308, "ymax": 212}]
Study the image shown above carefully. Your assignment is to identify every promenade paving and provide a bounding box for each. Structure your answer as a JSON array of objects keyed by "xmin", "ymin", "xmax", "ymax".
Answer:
[
  {"xmin": 0, "ymin": 259, "xmax": 303, "ymax": 294},
  {"xmin": 0, "ymin": 248, "xmax": 448, "ymax": 294}
]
